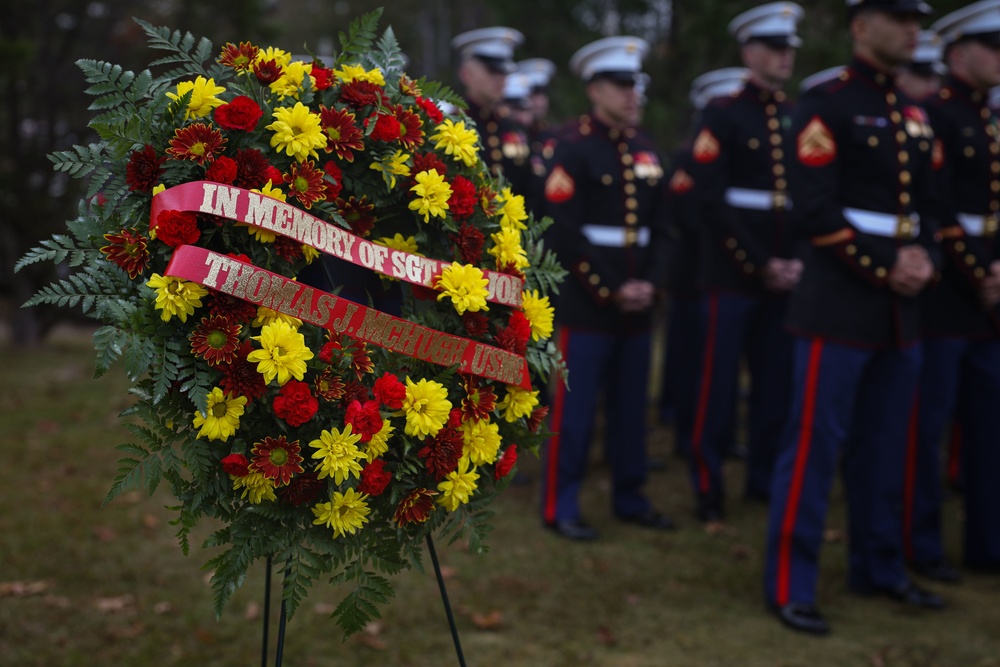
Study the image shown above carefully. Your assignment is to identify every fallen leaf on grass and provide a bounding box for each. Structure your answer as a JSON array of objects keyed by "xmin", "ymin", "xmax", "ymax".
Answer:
[
  {"xmin": 94, "ymin": 594, "xmax": 135, "ymax": 613},
  {"xmin": 470, "ymin": 610, "xmax": 504, "ymax": 630},
  {"xmin": 0, "ymin": 580, "xmax": 51, "ymax": 597},
  {"xmin": 597, "ymin": 625, "xmax": 617, "ymax": 646}
]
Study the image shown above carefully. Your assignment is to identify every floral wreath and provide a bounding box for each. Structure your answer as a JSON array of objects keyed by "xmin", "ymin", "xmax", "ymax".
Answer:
[{"xmin": 19, "ymin": 10, "xmax": 566, "ymax": 636}]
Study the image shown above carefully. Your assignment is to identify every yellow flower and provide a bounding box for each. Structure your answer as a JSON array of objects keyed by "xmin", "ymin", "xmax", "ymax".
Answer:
[
  {"xmin": 252, "ymin": 306, "xmax": 302, "ymax": 329},
  {"xmin": 312, "ymin": 487, "xmax": 371, "ymax": 538},
  {"xmin": 436, "ymin": 262, "xmax": 489, "ymax": 315},
  {"xmin": 437, "ymin": 458, "xmax": 479, "ymax": 511},
  {"xmin": 270, "ymin": 60, "xmax": 313, "ymax": 100},
  {"xmin": 309, "ymin": 424, "xmax": 365, "ymax": 484},
  {"xmin": 254, "ymin": 46, "xmax": 292, "ymax": 67},
  {"xmin": 364, "ymin": 420, "xmax": 395, "ymax": 462},
  {"xmin": 487, "ymin": 227, "xmax": 529, "ymax": 270},
  {"xmin": 302, "ymin": 245, "xmax": 320, "ymax": 264},
  {"xmin": 247, "ymin": 320, "xmax": 314, "ymax": 385},
  {"xmin": 192, "ymin": 387, "xmax": 247, "ymax": 441},
  {"xmin": 242, "ymin": 182, "xmax": 287, "ymax": 242},
  {"xmin": 522, "ymin": 290, "xmax": 554, "ymax": 341},
  {"xmin": 267, "ymin": 102, "xmax": 327, "ymax": 162},
  {"xmin": 461, "ymin": 418, "xmax": 502, "ymax": 466},
  {"xmin": 498, "ymin": 385, "xmax": 539, "ymax": 423},
  {"xmin": 334, "ymin": 63, "xmax": 385, "ymax": 86},
  {"xmin": 403, "ymin": 377, "xmax": 452, "ymax": 438},
  {"xmin": 147, "ymin": 273, "xmax": 208, "ymax": 322},
  {"xmin": 430, "ymin": 119, "xmax": 480, "ymax": 167},
  {"xmin": 152, "ymin": 184, "xmax": 166, "ymax": 196},
  {"xmin": 497, "ymin": 188, "xmax": 528, "ymax": 231},
  {"xmin": 374, "ymin": 233, "xmax": 421, "ymax": 255},
  {"xmin": 233, "ymin": 471, "xmax": 278, "ymax": 504},
  {"xmin": 166, "ymin": 76, "xmax": 226, "ymax": 119},
  {"xmin": 408, "ymin": 169, "xmax": 452, "ymax": 222},
  {"xmin": 370, "ymin": 150, "xmax": 411, "ymax": 189}
]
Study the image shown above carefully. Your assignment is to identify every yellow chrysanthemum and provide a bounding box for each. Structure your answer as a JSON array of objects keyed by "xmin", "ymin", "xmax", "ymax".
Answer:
[
  {"xmin": 152, "ymin": 184, "xmax": 166, "ymax": 196},
  {"xmin": 270, "ymin": 60, "xmax": 314, "ymax": 100},
  {"xmin": 254, "ymin": 46, "xmax": 292, "ymax": 67},
  {"xmin": 147, "ymin": 273, "xmax": 208, "ymax": 323},
  {"xmin": 252, "ymin": 306, "xmax": 302, "ymax": 329},
  {"xmin": 302, "ymin": 245, "xmax": 320, "ymax": 264},
  {"xmin": 267, "ymin": 102, "xmax": 327, "ymax": 162},
  {"xmin": 522, "ymin": 290, "xmax": 554, "ymax": 341},
  {"xmin": 309, "ymin": 424, "xmax": 365, "ymax": 485},
  {"xmin": 430, "ymin": 119, "xmax": 480, "ymax": 167},
  {"xmin": 166, "ymin": 76, "xmax": 226, "ymax": 119},
  {"xmin": 370, "ymin": 150, "xmax": 412, "ymax": 189},
  {"xmin": 497, "ymin": 385, "xmax": 540, "ymax": 423},
  {"xmin": 460, "ymin": 418, "xmax": 502, "ymax": 467},
  {"xmin": 374, "ymin": 233, "xmax": 421, "ymax": 255},
  {"xmin": 403, "ymin": 377, "xmax": 452, "ymax": 438},
  {"xmin": 487, "ymin": 227, "xmax": 529, "ymax": 270},
  {"xmin": 333, "ymin": 63, "xmax": 386, "ymax": 86},
  {"xmin": 241, "ymin": 182, "xmax": 287, "ymax": 242},
  {"xmin": 192, "ymin": 387, "xmax": 247, "ymax": 441},
  {"xmin": 436, "ymin": 262, "xmax": 489, "ymax": 315},
  {"xmin": 497, "ymin": 188, "xmax": 529, "ymax": 231},
  {"xmin": 247, "ymin": 320, "xmax": 314, "ymax": 386},
  {"xmin": 312, "ymin": 487, "xmax": 371, "ymax": 538},
  {"xmin": 437, "ymin": 458, "xmax": 479, "ymax": 512},
  {"xmin": 233, "ymin": 471, "xmax": 278, "ymax": 504},
  {"xmin": 364, "ymin": 420, "xmax": 395, "ymax": 462},
  {"xmin": 408, "ymin": 169, "xmax": 452, "ymax": 222}
]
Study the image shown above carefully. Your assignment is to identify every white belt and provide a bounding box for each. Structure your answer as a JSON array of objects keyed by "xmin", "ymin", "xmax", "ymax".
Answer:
[
  {"xmin": 957, "ymin": 212, "xmax": 999, "ymax": 237},
  {"xmin": 843, "ymin": 208, "xmax": 920, "ymax": 239},
  {"xmin": 581, "ymin": 225, "xmax": 651, "ymax": 248},
  {"xmin": 725, "ymin": 187, "xmax": 792, "ymax": 211}
]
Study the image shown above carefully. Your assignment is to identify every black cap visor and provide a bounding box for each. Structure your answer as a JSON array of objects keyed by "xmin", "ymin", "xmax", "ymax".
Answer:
[
  {"xmin": 848, "ymin": 0, "xmax": 932, "ymax": 21},
  {"xmin": 589, "ymin": 70, "xmax": 640, "ymax": 86},
  {"xmin": 473, "ymin": 54, "xmax": 516, "ymax": 74},
  {"xmin": 747, "ymin": 34, "xmax": 801, "ymax": 50}
]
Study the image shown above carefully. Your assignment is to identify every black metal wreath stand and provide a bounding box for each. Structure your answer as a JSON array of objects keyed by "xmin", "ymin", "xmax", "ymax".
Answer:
[{"xmin": 259, "ymin": 536, "xmax": 467, "ymax": 666}]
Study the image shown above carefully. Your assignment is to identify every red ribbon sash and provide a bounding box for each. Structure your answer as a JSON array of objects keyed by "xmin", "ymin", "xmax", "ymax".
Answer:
[
  {"xmin": 164, "ymin": 245, "xmax": 531, "ymax": 389},
  {"xmin": 151, "ymin": 181, "xmax": 523, "ymax": 308}
]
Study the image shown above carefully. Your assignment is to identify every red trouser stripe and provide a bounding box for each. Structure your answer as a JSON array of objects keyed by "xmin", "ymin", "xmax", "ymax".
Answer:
[
  {"xmin": 543, "ymin": 326, "xmax": 572, "ymax": 524},
  {"xmin": 691, "ymin": 293, "xmax": 719, "ymax": 494},
  {"xmin": 903, "ymin": 393, "xmax": 920, "ymax": 561},
  {"xmin": 776, "ymin": 338, "xmax": 824, "ymax": 606}
]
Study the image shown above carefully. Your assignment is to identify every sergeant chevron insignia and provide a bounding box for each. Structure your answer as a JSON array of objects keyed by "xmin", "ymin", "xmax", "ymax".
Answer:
[
  {"xmin": 544, "ymin": 165, "xmax": 575, "ymax": 203},
  {"xmin": 692, "ymin": 128, "xmax": 720, "ymax": 164},
  {"xmin": 669, "ymin": 168, "xmax": 694, "ymax": 194},
  {"xmin": 797, "ymin": 116, "xmax": 836, "ymax": 167}
]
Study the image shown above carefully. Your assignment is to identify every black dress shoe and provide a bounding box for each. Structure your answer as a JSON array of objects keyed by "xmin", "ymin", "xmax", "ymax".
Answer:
[
  {"xmin": 696, "ymin": 495, "xmax": 725, "ymax": 522},
  {"xmin": 545, "ymin": 518, "xmax": 599, "ymax": 541},
  {"xmin": 618, "ymin": 509, "xmax": 676, "ymax": 531},
  {"xmin": 911, "ymin": 559, "xmax": 961, "ymax": 584},
  {"xmin": 885, "ymin": 580, "xmax": 946, "ymax": 610},
  {"xmin": 773, "ymin": 602, "xmax": 830, "ymax": 635}
]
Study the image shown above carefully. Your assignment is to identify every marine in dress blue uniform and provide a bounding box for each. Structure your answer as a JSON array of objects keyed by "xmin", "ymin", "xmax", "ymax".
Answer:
[
  {"xmin": 685, "ymin": 2, "xmax": 804, "ymax": 521},
  {"xmin": 517, "ymin": 58, "xmax": 559, "ymax": 216},
  {"xmin": 763, "ymin": 0, "xmax": 946, "ymax": 635},
  {"xmin": 897, "ymin": 30, "xmax": 945, "ymax": 101},
  {"xmin": 903, "ymin": 0, "xmax": 1000, "ymax": 583},
  {"xmin": 540, "ymin": 36, "xmax": 675, "ymax": 541}
]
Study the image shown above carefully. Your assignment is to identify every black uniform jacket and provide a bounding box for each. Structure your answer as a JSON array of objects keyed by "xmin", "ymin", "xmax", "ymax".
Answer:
[
  {"xmin": 466, "ymin": 100, "xmax": 533, "ymax": 198},
  {"xmin": 665, "ymin": 145, "xmax": 702, "ymax": 297}
]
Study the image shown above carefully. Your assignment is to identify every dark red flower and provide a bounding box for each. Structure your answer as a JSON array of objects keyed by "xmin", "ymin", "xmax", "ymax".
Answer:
[
  {"xmin": 418, "ymin": 425, "xmax": 464, "ymax": 480},
  {"xmin": 394, "ymin": 488, "xmax": 436, "ymax": 526},
  {"xmin": 494, "ymin": 445, "xmax": 518, "ymax": 480},
  {"xmin": 154, "ymin": 210, "xmax": 200, "ymax": 247},
  {"xmin": 313, "ymin": 368, "xmax": 346, "ymax": 401},
  {"xmin": 273, "ymin": 380, "xmax": 319, "ymax": 427},
  {"xmin": 283, "ymin": 160, "xmax": 327, "ymax": 209},
  {"xmin": 319, "ymin": 106, "xmax": 365, "ymax": 161},
  {"xmin": 411, "ymin": 285, "xmax": 439, "ymax": 301},
  {"xmin": 280, "ymin": 470, "xmax": 324, "ymax": 506},
  {"xmin": 319, "ymin": 339, "xmax": 341, "ymax": 364},
  {"xmin": 345, "ymin": 399, "xmax": 383, "ymax": 443},
  {"xmin": 336, "ymin": 195, "xmax": 377, "ymax": 237},
  {"xmin": 493, "ymin": 311, "xmax": 532, "ymax": 355},
  {"xmin": 189, "ymin": 315, "xmax": 242, "ymax": 365},
  {"xmin": 208, "ymin": 291, "xmax": 258, "ymax": 323},
  {"xmin": 358, "ymin": 458, "xmax": 392, "ymax": 496},
  {"xmin": 339, "ymin": 80, "xmax": 388, "ymax": 109},
  {"xmin": 527, "ymin": 404, "xmax": 550, "ymax": 433},
  {"xmin": 218, "ymin": 42, "xmax": 260, "ymax": 72},
  {"xmin": 461, "ymin": 375, "xmax": 496, "ymax": 423},
  {"xmin": 205, "ymin": 155, "xmax": 237, "ymax": 184},
  {"xmin": 447, "ymin": 176, "xmax": 477, "ymax": 220},
  {"xmin": 251, "ymin": 435, "xmax": 305, "ymax": 486},
  {"xmin": 341, "ymin": 379, "xmax": 370, "ymax": 406},
  {"xmin": 365, "ymin": 113, "xmax": 402, "ymax": 142},
  {"xmin": 221, "ymin": 453, "xmax": 250, "ymax": 477},
  {"xmin": 450, "ymin": 222, "xmax": 485, "ymax": 264},
  {"xmin": 254, "ymin": 58, "xmax": 282, "ymax": 85},
  {"xmin": 494, "ymin": 328, "xmax": 526, "ymax": 356},
  {"xmin": 234, "ymin": 148, "xmax": 272, "ymax": 189},
  {"xmin": 373, "ymin": 373, "xmax": 406, "ymax": 410},
  {"xmin": 273, "ymin": 235, "xmax": 305, "ymax": 263},
  {"xmin": 219, "ymin": 341, "xmax": 268, "ymax": 402},
  {"xmin": 100, "ymin": 228, "xmax": 149, "ymax": 279},
  {"xmin": 412, "ymin": 151, "xmax": 447, "ymax": 178},
  {"xmin": 125, "ymin": 144, "xmax": 165, "ymax": 192},
  {"xmin": 166, "ymin": 123, "xmax": 226, "ymax": 165},
  {"xmin": 322, "ymin": 161, "xmax": 344, "ymax": 200},
  {"xmin": 507, "ymin": 311, "xmax": 532, "ymax": 346},
  {"xmin": 345, "ymin": 339, "xmax": 374, "ymax": 379},
  {"xmin": 395, "ymin": 105, "xmax": 425, "ymax": 149},
  {"xmin": 462, "ymin": 312, "xmax": 489, "ymax": 338},
  {"xmin": 415, "ymin": 96, "xmax": 444, "ymax": 124},
  {"xmin": 214, "ymin": 95, "xmax": 264, "ymax": 131}
]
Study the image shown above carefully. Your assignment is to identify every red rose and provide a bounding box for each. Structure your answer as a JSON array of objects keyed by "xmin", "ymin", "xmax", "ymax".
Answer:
[
  {"xmin": 125, "ymin": 144, "xmax": 165, "ymax": 192},
  {"xmin": 366, "ymin": 113, "xmax": 402, "ymax": 142},
  {"xmin": 494, "ymin": 445, "xmax": 518, "ymax": 480},
  {"xmin": 447, "ymin": 176, "xmax": 477, "ymax": 220},
  {"xmin": 345, "ymin": 399, "xmax": 384, "ymax": 442},
  {"xmin": 221, "ymin": 453, "xmax": 250, "ymax": 477},
  {"xmin": 205, "ymin": 155, "xmax": 237, "ymax": 184},
  {"xmin": 273, "ymin": 380, "xmax": 319, "ymax": 427},
  {"xmin": 358, "ymin": 458, "xmax": 392, "ymax": 496},
  {"xmin": 214, "ymin": 95, "xmax": 264, "ymax": 131},
  {"xmin": 154, "ymin": 210, "xmax": 200, "ymax": 247},
  {"xmin": 373, "ymin": 373, "xmax": 406, "ymax": 410},
  {"xmin": 415, "ymin": 96, "xmax": 444, "ymax": 124}
]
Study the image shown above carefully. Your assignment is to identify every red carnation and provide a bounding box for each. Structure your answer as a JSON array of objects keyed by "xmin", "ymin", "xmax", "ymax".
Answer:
[
  {"xmin": 373, "ymin": 373, "xmax": 406, "ymax": 410},
  {"xmin": 507, "ymin": 311, "xmax": 532, "ymax": 346},
  {"xmin": 345, "ymin": 399, "xmax": 384, "ymax": 442},
  {"xmin": 154, "ymin": 210, "xmax": 200, "ymax": 247},
  {"xmin": 272, "ymin": 380, "xmax": 319, "ymax": 427},
  {"xmin": 358, "ymin": 458, "xmax": 392, "ymax": 496},
  {"xmin": 214, "ymin": 95, "xmax": 264, "ymax": 131},
  {"xmin": 126, "ymin": 144, "xmax": 166, "ymax": 192},
  {"xmin": 221, "ymin": 453, "xmax": 250, "ymax": 477},
  {"xmin": 418, "ymin": 425, "xmax": 464, "ymax": 480},
  {"xmin": 310, "ymin": 65, "xmax": 333, "ymax": 90},
  {"xmin": 463, "ymin": 311, "xmax": 490, "ymax": 338},
  {"xmin": 264, "ymin": 165, "xmax": 284, "ymax": 186},
  {"xmin": 494, "ymin": 445, "xmax": 518, "ymax": 480},
  {"xmin": 205, "ymin": 155, "xmax": 238, "ymax": 184},
  {"xmin": 447, "ymin": 176, "xmax": 478, "ymax": 220},
  {"xmin": 366, "ymin": 113, "xmax": 402, "ymax": 142},
  {"xmin": 415, "ymin": 96, "xmax": 444, "ymax": 124},
  {"xmin": 319, "ymin": 339, "xmax": 341, "ymax": 364},
  {"xmin": 322, "ymin": 161, "xmax": 344, "ymax": 200}
]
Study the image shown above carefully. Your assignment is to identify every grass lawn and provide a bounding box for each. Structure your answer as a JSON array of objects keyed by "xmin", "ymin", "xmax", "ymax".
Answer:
[{"xmin": 2, "ymin": 326, "xmax": 998, "ymax": 667}]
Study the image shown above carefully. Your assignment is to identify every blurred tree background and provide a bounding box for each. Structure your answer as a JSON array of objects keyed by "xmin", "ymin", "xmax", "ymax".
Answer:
[{"xmin": 0, "ymin": 0, "xmax": 968, "ymax": 345}]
